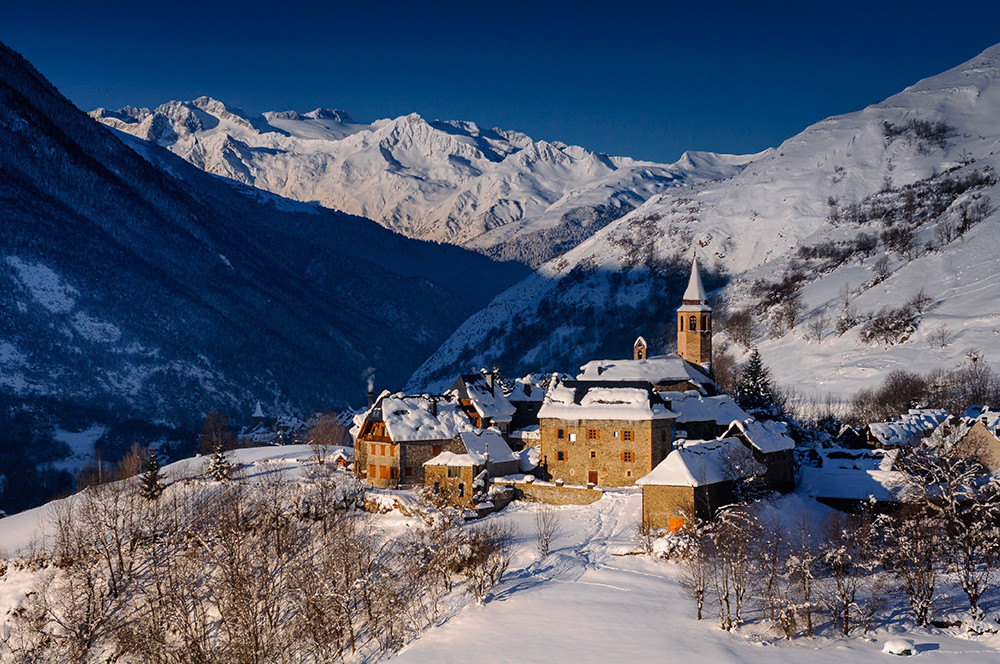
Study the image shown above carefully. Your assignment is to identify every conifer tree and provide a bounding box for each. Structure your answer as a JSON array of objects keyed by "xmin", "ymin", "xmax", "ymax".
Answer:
[
  {"xmin": 139, "ymin": 450, "xmax": 165, "ymax": 500},
  {"xmin": 734, "ymin": 348, "xmax": 782, "ymax": 417},
  {"xmin": 209, "ymin": 444, "xmax": 232, "ymax": 481}
]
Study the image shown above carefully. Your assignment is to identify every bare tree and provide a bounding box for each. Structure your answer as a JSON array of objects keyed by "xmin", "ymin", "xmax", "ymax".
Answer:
[
  {"xmin": 927, "ymin": 323, "xmax": 954, "ymax": 348},
  {"xmin": 534, "ymin": 503, "xmax": 561, "ymax": 556},
  {"xmin": 677, "ymin": 523, "xmax": 713, "ymax": 621}
]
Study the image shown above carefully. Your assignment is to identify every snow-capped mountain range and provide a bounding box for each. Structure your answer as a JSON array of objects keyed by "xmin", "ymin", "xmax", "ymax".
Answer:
[
  {"xmin": 408, "ymin": 43, "xmax": 1000, "ymax": 401},
  {"xmin": 90, "ymin": 101, "xmax": 755, "ymax": 266},
  {"xmin": 0, "ymin": 40, "xmax": 524, "ymax": 437}
]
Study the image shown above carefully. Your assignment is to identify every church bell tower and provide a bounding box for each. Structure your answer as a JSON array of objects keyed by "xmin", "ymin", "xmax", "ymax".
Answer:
[{"xmin": 677, "ymin": 256, "xmax": 712, "ymax": 369}]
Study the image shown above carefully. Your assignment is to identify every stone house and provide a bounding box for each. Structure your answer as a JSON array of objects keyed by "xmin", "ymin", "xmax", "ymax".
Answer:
[
  {"xmin": 721, "ymin": 419, "xmax": 796, "ymax": 493},
  {"xmin": 952, "ymin": 406, "xmax": 1000, "ymax": 471},
  {"xmin": 353, "ymin": 392, "xmax": 474, "ymax": 488},
  {"xmin": 538, "ymin": 379, "xmax": 677, "ymax": 487},
  {"xmin": 506, "ymin": 374, "xmax": 546, "ymax": 435},
  {"xmin": 637, "ymin": 438, "xmax": 762, "ymax": 532},
  {"xmin": 664, "ymin": 391, "xmax": 750, "ymax": 441},
  {"xmin": 449, "ymin": 372, "xmax": 516, "ymax": 435},
  {"xmin": 424, "ymin": 430, "xmax": 520, "ymax": 504}
]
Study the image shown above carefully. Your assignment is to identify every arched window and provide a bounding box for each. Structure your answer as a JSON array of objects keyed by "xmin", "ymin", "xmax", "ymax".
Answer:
[
  {"xmin": 679, "ymin": 317, "xmax": 684, "ymax": 331},
  {"xmin": 689, "ymin": 315, "xmax": 697, "ymax": 331},
  {"xmin": 701, "ymin": 315, "xmax": 707, "ymax": 330}
]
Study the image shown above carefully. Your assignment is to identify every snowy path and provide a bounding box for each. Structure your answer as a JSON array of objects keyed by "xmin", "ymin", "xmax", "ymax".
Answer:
[{"xmin": 392, "ymin": 492, "xmax": 1000, "ymax": 664}]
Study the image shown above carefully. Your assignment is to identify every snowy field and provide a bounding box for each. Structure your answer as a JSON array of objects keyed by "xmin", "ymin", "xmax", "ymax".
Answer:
[
  {"xmin": 2, "ymin": 446, "xmax": 999, "ymax": 662},
  {"xmin": 393, "ymin": 492, "xmax": 1000, "ymax": 663}
]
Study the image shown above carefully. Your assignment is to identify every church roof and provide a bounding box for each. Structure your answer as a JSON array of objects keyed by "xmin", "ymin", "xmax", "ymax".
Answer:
[
  {"xmin": 682, "ymin": 256, "xmax": 708, "ymax": 304},
  {"xmin": 252, "ymin": 400, "xmax": 265, "ymax": 418}
]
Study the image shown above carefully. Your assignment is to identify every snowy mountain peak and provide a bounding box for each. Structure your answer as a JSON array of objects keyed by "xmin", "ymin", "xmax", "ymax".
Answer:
[
  {"xmin": 93, "ymin": 99, "xmax": 754, "ymax": 262},
  {"xmin": 407, "ymin": 42, "xmax": 1000, "ymax": 399}
]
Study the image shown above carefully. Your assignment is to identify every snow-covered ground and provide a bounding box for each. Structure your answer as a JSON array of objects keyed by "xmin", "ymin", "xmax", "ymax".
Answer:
[
  {"xmin": 393, "ymin": 491, "xmax": 1000, "ymax": 663},
  {"xmin": 3, "ymin": 445, "xmax": 999, "ymax": 662}
]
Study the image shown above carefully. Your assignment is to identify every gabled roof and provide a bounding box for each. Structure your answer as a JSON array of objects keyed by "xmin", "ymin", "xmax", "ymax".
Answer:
[
  {"xmin": 867, "ymin": 409, "xmax": 949, "ymax": 446},
  {"xmin": 537, "ymin": 379, "xmax": 677, "ymax": 422},
  {"xmin": 664, "ymin": 391, "xmax": 750, "ymax": 426},
  {"xmin": 637, "ymin": 438, "xmax": 762, "ymax": 487},
  {"xmin": 361, "ymin": 392, "xmax": 476, "ymax": 443},
  {"xmin": 424, "ymin": 429, "xmax": 518, "ymax": 467},
  {"xmin": 450, "ymin": 373, "xmax": 516, "ymax": 421},
  {"xmin": 723, "ymin": 418, "xmax": 795, "ymax": 453},
  {"xmin": 507, "ymin": 374, "xmax": 545, "ymax": 403},
  {"xmin": 578, "ymin": 354, "xmax": 714, "ymax": 390}
]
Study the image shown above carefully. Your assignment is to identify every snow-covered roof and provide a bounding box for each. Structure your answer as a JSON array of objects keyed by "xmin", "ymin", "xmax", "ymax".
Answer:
[
  {"xmin": 664, "ymin": 391, "xmax": 749, "ymax": 426},
  {"xmin": 867, "ymin": 409, "xmax": 949, "ymax": 446},
  {"xmin": 424, "ymin": 429, "xmax": 518, "ymax": 467},
  {"xmin": 577, "ymin": 354, "xmax": 713, "ymax": 388},
  {"xmin": 450, "ymin": 373, "xmax": 516, "ymax": 421},
  {"xmin": 724, "ymin": 418, "xmax": 795, "ymax": 453},
  {"xmin": 637, "ymin": 438, "xmax": 762, "ymax": 487},
  {"xmin": 799, "ymin": 450, "xmax": 903, "ymax": 502},
  {"xmin": 634, "ymin": 336, "xmax": 647, "ymax": 348},
  {"xmin": 370, "ymin": 393, "xmax": 476, "ymax": 443},
  {"xmin": 537, "ymin": 380, "xmax": 678, "ymax": 422},
  {"xmin": 963, "ymin": 405, "xmax": 1000, "ymax": 434},
  {"xmin": 682, "ymin": 256, "xmax": 708, "ymax": 303},
  {"xmin": 506, "ymin": 374, "xmax": 546, "ymax": 403},
  {"xmin": 510, "ymin": 425, "xmax": 540, "ymax": 440}
]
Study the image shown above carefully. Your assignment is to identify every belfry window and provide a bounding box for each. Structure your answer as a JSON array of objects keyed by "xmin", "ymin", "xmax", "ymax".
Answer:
[{"xmin": 689, "ymin": 315, "xmax": 697, "ymax": 330}]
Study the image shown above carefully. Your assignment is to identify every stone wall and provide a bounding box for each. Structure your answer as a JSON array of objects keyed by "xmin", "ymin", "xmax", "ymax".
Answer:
[
  {"xmin": 539, "ymin": 417, "xmax": 673, "ymax": 486},
  {"xmin": 510, "ymin": 480, "xmax": 604, "ymax": 505},
  {"xmin": 641, "ymin": 481, "xmax": 735, "ymax": 531}
]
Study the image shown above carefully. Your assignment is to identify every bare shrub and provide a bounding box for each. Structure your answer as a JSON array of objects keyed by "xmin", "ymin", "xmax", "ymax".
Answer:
[
  {"xmin": 858, "ymin": 305, "xmax": 915, "ymax": 345},
  {"xmin": 807, "ymin": 314, "xmax": 828, "ymax": 343},
  {"xmin": 724, "ymin": 309, "xmax": 755, "ymax": 349},
  {"xmin": 462, "ymin": 520, "xmax": 515, "ymax": 603},
  {"xmin": 926, "ymin": 323, "xmax": 954, "ymax": 348}
]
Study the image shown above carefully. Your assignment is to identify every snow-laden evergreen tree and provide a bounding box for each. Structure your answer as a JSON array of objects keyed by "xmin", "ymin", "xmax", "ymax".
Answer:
[
  {"xmin": 733, "ymin": 348, "xmax": 782, "ymax": 417},
  {"xmin": 139, "ymin": 450, "xmax": 165, "ymax": 500},
  {"xmin": 209, "ymin": 444, "xmax": 232, "ymax": 481}
]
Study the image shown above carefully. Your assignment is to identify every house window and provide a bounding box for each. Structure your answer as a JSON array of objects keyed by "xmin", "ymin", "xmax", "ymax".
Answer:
[
  {"xmin": 370, "ymin": 444, "xmax": 376, "ymax": 455},
  {"xmin": 404, "ymin": 466, "xmax": 412, "ymax": 476},
  {"xmin": 379, "ymin": 466, "xmax": 389, "ymax": 479},
  {"xmin": 390, "ymin": 467, "xmax": 398, "ymax": 479},
  {"xmin": 556, "ymin": 450, "xmax": 565, "ymax": 461},
  {"xmin": 590, "ymin": 450, "xmax": 596, "ymax": 458},
  {"xmin": 586, "ymin": 429, "xmax": 599, "ymax": 440},
  {"xmin": 557, "ymin": 428, "xmax": 565, "ymax": 439},
  {"xmin": 626, "ymin": 470, "xmax": 632, "ymax": 477},
  {"xmin": 380, "ymin": 444, "xmax": 386, "ymax": 456},
  {"xmin": 432, "ymin": 445, "xmax": 442, "ymax": 456},
  {"xmin": 448, "ymin": 466, "xmax": 460, "ymax": 478},
  {"xmin": 389, "ymin": 445, "xmax": 395, "ymax": 457},
  {"xmin": 458, "ymin": 483, "xmax": 465, "ymax": 498},
  {"xmin": 569, "ymin": 433, "xmax": 577, "ymax": 442},
  {"xmin": 621, "ymin": 430, "xmax": 634, "ymax": 441},
  {"xmin": 368, "ymin": 464, "xmax": 375, "ymax": 478},
  {"xmin": 622, "ymin": 451, "xmax": 634, "ymax": 463},
  {"xmin": 690, "ymin": 315, "xmax": 697, "ymax": 330}
]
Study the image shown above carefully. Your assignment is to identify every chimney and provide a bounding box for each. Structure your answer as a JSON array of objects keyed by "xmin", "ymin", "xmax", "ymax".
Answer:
[
  {"xmin": 367, "ymin": 390, "xmax": 374, "ymax": 408},
  {"xmin": 430, "ymin": 399, "xmax": 438, "ymax": 417},
  {"xmin": 485, "ymin": 370, "xmax": 494, "ymax": 390}
]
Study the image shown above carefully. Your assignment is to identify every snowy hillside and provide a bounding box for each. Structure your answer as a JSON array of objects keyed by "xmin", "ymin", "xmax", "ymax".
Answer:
[
  {"xmin": 2, "ymin": 446, "xmax": 999, "ymax": 663},
  {"xmin": 90, "ymin": 101, "xmax": 754, "ymax": 266},
  {"xmin": 409, "ymin": 43, "xmax": 1000, "ymax": 399},
  {"xmin": 0, "ymin": 39, "xmax": 524, "ymax": 471}
]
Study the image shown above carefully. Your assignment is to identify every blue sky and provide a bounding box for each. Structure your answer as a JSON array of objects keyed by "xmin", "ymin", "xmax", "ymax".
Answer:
[{"xmin": 5, "ymin": 1, "xmax": 999, "ymax": 162}]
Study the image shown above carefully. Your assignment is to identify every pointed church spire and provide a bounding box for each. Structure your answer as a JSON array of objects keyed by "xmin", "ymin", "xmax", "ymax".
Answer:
[
  {"xmin": 682, "ymin": 255, "xmax": 707, "ymax": 304},
  {"xmin": 252, "ymin": 400, "xmax": 265, "ymax": 419}
]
